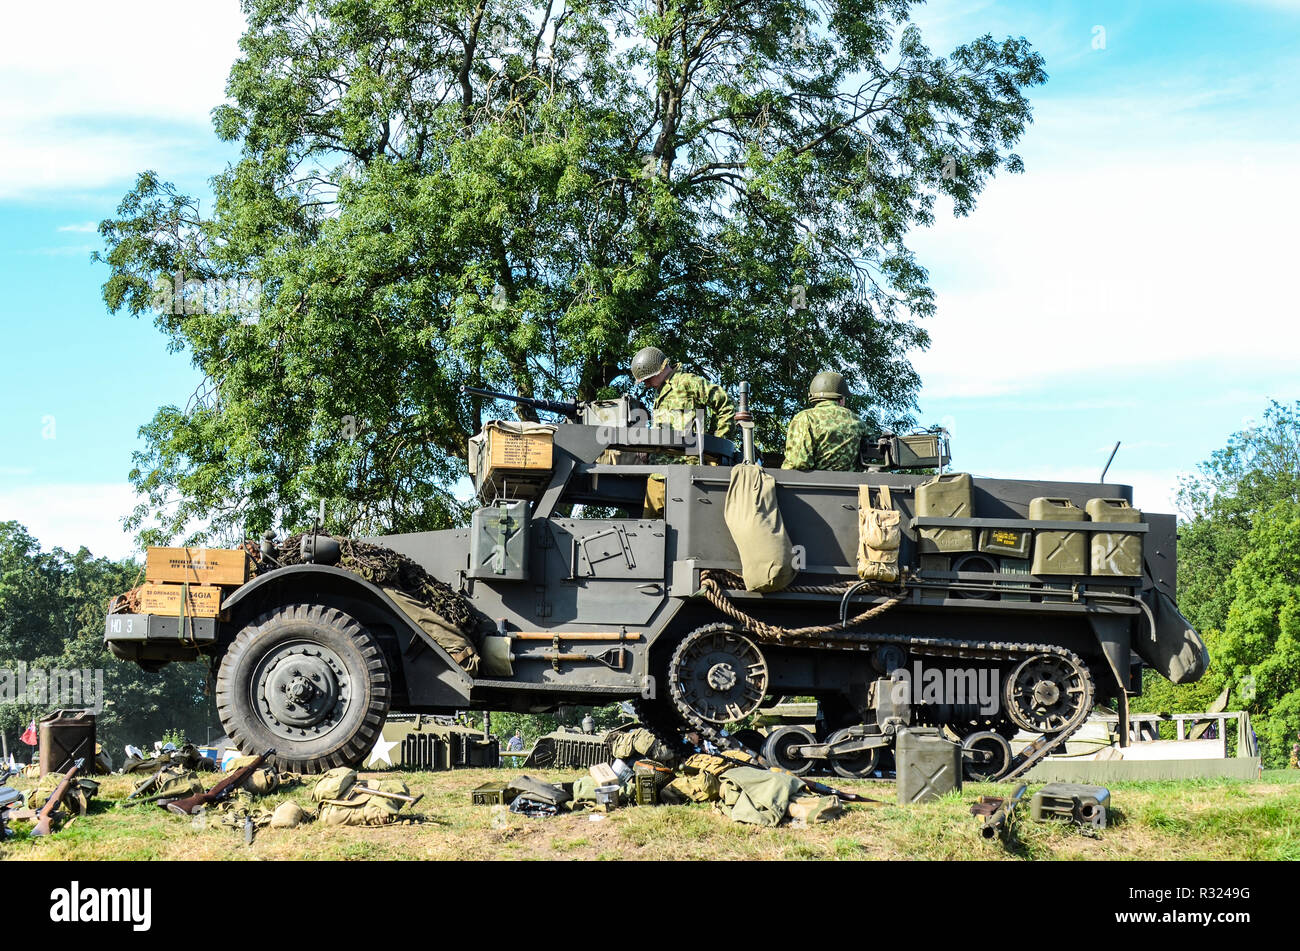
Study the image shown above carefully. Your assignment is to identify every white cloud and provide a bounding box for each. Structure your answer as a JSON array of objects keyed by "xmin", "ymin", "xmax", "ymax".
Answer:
[
  {"xmin": 0, "ymin": 0, "xmax": 246, "ymax": 198},
  {"xmin": 56, "ymin": 222, "xmax": 98, "ymax": 233},
  {"xmin": 0, "ymin": 483, "xmax": 143, "ymax": 560},
  {"xmin": 910, "ymin": 144, "xmax": 1300, "ymax": 400}
]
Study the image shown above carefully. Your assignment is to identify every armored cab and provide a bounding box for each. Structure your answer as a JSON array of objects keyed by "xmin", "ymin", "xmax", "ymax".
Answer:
[{"xmin": 105, "ymin": 401, "xmax": 1206, "ymax": 778}]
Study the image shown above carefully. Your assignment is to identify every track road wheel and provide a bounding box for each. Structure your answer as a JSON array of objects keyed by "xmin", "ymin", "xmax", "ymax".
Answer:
[
  {"xmin": 961, "ymin": 730, "xmax": 1013, "ymax": 782},
  {"xmin": 828, "ymin": 727, "xmax": 881, "ymax": 779},
  {"xmin": 216, "ymin": 603, "xmax": 390, "ymax": 774},
  {"xmin": 762, "ymin": 726, "xmax": 816, "ymax": 775}
]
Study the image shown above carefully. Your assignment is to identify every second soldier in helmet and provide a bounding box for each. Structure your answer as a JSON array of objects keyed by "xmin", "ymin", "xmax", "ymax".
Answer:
[{"xmin": 782, "ymin": 370, "xmax": 868, "ymax": 471}]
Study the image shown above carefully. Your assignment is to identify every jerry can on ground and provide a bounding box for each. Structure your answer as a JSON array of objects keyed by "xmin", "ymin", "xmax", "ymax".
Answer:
[
  {"xmin": 895, "ymin": 727, "xmax": 962, "ymax": 804},
  {"xmin": 39, "ymin": 710, "xmax": 96, "ymax": 776}
]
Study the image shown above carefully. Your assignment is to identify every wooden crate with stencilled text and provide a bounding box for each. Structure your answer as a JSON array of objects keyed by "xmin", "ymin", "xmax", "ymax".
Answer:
[
  {"xmin": 145, "ymin": 547, "xmax": 250, "ymax": 586},
  {"xmin": 138, "ymin": 582, "xmax": 224, "ymax": 618}
]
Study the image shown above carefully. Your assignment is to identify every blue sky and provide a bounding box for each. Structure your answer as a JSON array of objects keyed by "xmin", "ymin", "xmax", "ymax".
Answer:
[{"xmin": 1, "ymin": 0, "xmax": 1297, "ymax": 559}]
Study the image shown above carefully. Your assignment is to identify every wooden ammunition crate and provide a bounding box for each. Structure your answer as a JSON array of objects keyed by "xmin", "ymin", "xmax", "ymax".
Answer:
[
  {"xmin": 145, "ymin": 546, "xmax": 249, "ymax": 586},
  {"xmin": 138, "ymin": 582, "xmax": 224, "ymax": 618},
  {"xmin": 487, "ymin": 427, "xmax": 553, "ymax": 471}
]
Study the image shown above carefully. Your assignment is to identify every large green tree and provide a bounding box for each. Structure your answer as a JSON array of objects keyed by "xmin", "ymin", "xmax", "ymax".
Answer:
[
  {"xmin": 0, "ymin": 522, "xmax": 218, "ymax": 760},
  {"xmin": 97, "ymin": 0, "xmax": 1045, "ymax": 543}
]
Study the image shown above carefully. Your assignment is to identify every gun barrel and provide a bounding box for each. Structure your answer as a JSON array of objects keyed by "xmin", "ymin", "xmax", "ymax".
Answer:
[{"xmin": 464, "ymin": 387, "xmax": 580, "ymax": 419}]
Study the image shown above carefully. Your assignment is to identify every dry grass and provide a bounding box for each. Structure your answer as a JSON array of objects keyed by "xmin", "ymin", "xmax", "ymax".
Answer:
[{"xmin": 3, "ymin": 768, "xmax": 1297, "ymax": 862}]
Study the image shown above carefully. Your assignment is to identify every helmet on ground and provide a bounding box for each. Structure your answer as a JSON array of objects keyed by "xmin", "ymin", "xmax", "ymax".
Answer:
[
  {"xmin": 631, "ymin": 346, "xmax": 669, "ymax": 383},
  {"xmin": 808, "ymin": 370, "xmax": 848, "ymax": 402}
]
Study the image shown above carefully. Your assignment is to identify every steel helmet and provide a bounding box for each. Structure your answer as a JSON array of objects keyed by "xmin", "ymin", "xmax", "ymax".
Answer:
[
  {"xmin": 808, "ymin": 370, "xmax": 848, "ymax": 402},
  {"xmin": 630, "ymin": 346, "xmax": 669, "ymax": 383}
]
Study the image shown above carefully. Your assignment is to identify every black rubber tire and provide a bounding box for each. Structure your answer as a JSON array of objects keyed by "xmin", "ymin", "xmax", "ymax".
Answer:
[
  {"xmin": 215, "ymin": 603, "xmax": 390, "ymax": 774},
  {"xmin": 828, "ymin": 727, "xmax": 881, "ymax": 779},
  {"xmin": 762, "ymin": 725, "xmax": 816, "ymax": 775}
]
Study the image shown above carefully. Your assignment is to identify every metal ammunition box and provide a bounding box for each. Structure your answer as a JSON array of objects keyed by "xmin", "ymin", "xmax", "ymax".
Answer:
[
  {"xmin": 916, "ymin": 473, "xmax": 975, "ymax": 553},
  {"xmin": 471, "ymin": 782, "xmax": 509, "ymax": 806},
  {"xmin": 979, "ymin": 527, "xmax": 1032, "ymax": 558},
  {"xmin": 894, "ymin": 433, "xmax": 946, "ymax": 468},
  {"xmin": 1086, "ymin": 498, "xmax": 1143, "ymax": 576}
]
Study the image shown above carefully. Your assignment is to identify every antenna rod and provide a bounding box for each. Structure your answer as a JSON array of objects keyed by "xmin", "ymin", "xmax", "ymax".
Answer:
[{"xmin": 1100, "ymin": 441, "xmax": 1121, "ymax": 483}]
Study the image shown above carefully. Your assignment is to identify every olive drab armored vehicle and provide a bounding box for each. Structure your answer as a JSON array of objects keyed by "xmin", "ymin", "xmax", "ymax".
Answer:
[{"xmin": 105, "ymin": 391, "xmax": 1208, "ymax": 778}]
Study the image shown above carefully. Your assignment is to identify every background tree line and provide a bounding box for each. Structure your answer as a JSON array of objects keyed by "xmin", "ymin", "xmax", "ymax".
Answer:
[
  {"xmin": 1132, "ymin": 400, "xmax": 1300, "ymax": 767},
  {"xmin": 0, "ymin": 522, "xmax": 220, "ymax": 761}
]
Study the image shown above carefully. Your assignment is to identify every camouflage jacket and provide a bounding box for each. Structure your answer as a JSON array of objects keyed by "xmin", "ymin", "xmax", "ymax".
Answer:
[
  {"xmin": 781, "ymin": 400, "xmax": 867, "ymax": 471},
  {"xmin": 652, "ymin": 369, "xmax": 735, "ymax": 440}
]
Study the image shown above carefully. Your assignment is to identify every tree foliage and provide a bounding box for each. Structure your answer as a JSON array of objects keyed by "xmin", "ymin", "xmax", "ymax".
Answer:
[
  {"xmin": 97, "ymin": 0, "xmax": 1045, "ymax": 543},
  {"xmin": 0, "ymin": 522, "xmax": 219, "ymax": 760},
  {"xmin": 1134, "ymin": 401, "xmax": 1300, "ymax": 766}
]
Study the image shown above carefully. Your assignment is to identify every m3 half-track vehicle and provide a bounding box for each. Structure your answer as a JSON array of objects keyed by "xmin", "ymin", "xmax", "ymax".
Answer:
[{"xmin": 105, "ymin": 393, "xmax": 1208, "ymax": 779}]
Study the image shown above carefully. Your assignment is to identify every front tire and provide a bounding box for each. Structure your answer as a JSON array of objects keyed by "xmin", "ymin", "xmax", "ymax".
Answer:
[{"xmin": 215, "ymin": 603, "xmax": 390, "ymax": 774}]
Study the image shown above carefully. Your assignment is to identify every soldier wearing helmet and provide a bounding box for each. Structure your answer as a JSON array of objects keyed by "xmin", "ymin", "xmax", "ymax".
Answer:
[
  {"xmin": 782, "ymin": 370, "xmax": 868, "ymax": 471},
  {"xmin": 629, "ymin": 346, "xmax": 734, "ymax": 516},
  {"xmin": 629, "ymin": 346, "xmax": 734, "ymax": 441}
]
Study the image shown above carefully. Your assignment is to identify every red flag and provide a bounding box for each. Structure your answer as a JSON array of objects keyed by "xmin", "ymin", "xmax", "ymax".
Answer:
[{"xmin": 20, "ymin": 719, "xmax": 37, "ymax": 746}]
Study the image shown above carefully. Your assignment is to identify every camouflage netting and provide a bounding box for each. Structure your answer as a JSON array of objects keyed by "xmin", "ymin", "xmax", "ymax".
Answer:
[{"xmin": 277, "ymin": 535, "xmax": 485, "ymax": 675}]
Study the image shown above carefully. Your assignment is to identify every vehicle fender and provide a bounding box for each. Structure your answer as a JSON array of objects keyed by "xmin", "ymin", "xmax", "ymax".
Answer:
[{"xmin": 220, "ymin": 564, "xmax": 474, "ymax": 691}]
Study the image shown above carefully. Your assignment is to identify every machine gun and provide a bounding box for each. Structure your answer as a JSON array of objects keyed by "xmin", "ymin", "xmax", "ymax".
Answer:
[
  {"xmin": 465, "ymin": 387, "xmax": 582, "ymax": 421},
  {"xmin": 164, "ymin": 748, "xmax": 274, "ymax": 816},
  {"xmin": 971, "ymin": 783, "xmax": 1028, "ymax": 841},
  {"xmin": 30, "ymin": 759, "xmax": 83, "ymax": 838}
]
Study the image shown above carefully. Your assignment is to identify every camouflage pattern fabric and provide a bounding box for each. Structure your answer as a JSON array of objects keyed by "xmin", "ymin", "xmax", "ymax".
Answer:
[
  {"xmin": 278, "ymin": 535, "xmax": 484, "ymax": 674},
  {"xmin": 781, "ymin": 400, "xmax": 868, "ymax": 471},
  {"xmin": 652, "ymin": 369, "xmax": 735, "ymax": 443}
]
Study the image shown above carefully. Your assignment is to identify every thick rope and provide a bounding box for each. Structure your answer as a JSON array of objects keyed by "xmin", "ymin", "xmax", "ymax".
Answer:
[{"xmin": 699, "ymin": 572, "xmax": 904, "ymax": 641}]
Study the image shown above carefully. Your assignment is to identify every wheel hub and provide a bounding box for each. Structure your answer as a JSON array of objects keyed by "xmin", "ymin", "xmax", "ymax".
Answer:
[
  {"xmin": 1004, "ymin": 653, "xmax": 1091, "ymax": 734},
  {"xmin": 255, "ymin": 642, "xmax": 350, "ymax": 738},
  {"xmin": 706, "ymin": 662, "xmax": 737, "ymax": 691}
]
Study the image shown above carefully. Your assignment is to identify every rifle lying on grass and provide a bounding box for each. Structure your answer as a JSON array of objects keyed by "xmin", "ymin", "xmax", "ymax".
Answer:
[
  {"xmin": 352, "ymin": 786, "xmax": 424, "ymax": 808},
  {"xmin": 31, "ymin": 758, "xmax": 83, "ymax": 838},
  {"xmin": 971, "ymin": 783, "xmax": 1028, "ymax": 841},
  {"xmin": 163, "ymin": 749, "xmax": 275, "ymax": 816}
]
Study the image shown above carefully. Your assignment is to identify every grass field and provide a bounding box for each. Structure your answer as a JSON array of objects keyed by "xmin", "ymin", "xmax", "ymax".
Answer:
[{"xmin": 4, "ymin": 768, "xmax": 1298, "ymax": 861}]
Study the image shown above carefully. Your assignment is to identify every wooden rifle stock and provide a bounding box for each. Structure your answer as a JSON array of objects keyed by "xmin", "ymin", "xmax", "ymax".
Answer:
[
  {"xmin": 164, "ymin": 748, "xmax": 274, "ymax": 816},
  {"xmin": 31, "ymin": 759, "xmax": 82, "ymax": 837}
]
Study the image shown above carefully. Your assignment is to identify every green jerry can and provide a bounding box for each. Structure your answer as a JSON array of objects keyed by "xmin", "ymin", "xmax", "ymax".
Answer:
[
  {"xmin": 916, "ymin": 473, "xmax": 975, "ymax": 554},
  {"xmin": 895, "ymin": 728, "xmax": 962, "ymax": 804},
  {"xmin": 1086, "ymin": 498, "xmax": 1143, "ymax": 576},
  {"xmin": 1029, "ymin": 497, "xmax": 1088, "ymax": 576},
  {"xmin": 469, "ymin": 499, "xmax": 530, "ymax": 580}
]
